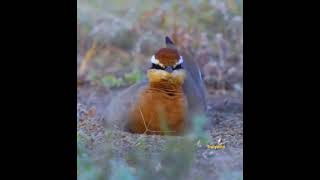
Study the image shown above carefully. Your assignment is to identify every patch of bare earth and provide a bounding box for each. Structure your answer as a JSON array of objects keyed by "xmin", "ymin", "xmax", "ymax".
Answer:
[{"xmin": 77, "ymin": 86, "xmax": 243, "ymax": 179}]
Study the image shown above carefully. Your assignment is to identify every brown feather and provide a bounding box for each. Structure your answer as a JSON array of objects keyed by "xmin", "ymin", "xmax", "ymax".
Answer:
[
  {"xmin": 155, "ymin": 48, "xmax": 180, "ymax": 67},
  {"xmin": 127, "ymin": 69, "xmax": 187, "ymax": 135}
]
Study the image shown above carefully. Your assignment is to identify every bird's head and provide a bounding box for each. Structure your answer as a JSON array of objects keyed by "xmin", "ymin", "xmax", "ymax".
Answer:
[{"xmin": 147, "ymin": 36, "xmax": 186, "ymax": 86}]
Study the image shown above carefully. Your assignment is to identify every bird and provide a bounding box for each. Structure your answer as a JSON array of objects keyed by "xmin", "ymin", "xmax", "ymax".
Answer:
[{"xmin": 103, "ymin": 36, "xmax": 207, "ymax": 135}]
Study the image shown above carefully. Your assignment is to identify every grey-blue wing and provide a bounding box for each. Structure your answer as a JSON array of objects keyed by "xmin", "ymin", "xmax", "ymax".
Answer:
[{"xmin": 181, "ymin": 52, "xmax": 207, "ymax": 114}]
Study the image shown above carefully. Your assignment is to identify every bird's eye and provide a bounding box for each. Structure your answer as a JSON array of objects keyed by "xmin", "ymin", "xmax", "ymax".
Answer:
[
  {"xmin": 172, "ymin": 56, "xmax": 184, "ymax": 71},
  {"xmin": 172, "ymin": 64, "xmax": 182, "ymax": 70}
]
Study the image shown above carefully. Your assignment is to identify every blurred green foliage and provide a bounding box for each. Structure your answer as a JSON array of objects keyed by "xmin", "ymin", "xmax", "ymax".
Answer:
[
  {"xmin": 124, "ymin": 68, "xmax": 144, "ymax": 85},
  {"xmin": 99, "ymin": 68, "xmax": 143, "ymax": 88},
  {"xmin": 77, "ymin": 112, "xmax": 217, "ymax": 180},
  {"xmin": 110, "ymin": 160, "xmax": 136, "ymax": 180},
  {"xmin": 101, "ymin": 75, "xmax": 125, "ymax": 88},
  {"xmin": 219, "ymin": 170, "xmax": 243, "ymax": 180},
  {"xmin": 77, "ymin": 133, "xmax": 104, "ymax": 180}
]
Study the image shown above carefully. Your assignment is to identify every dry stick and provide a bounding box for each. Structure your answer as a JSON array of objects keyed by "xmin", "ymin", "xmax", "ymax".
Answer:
[
  {"xmin": 78, "ymin": 41, "xmax": 97, "ymax": 76},
  {"xmin": 146, "ymin": 92, "xmax": 155, "ymax": 128},
  {"xmin": 138, "ymin": 106, "xmax": 149, "ymax": 134},
  {"xmin": 138, "ymin": 106, "xmax": 176, "ymax": 134}
]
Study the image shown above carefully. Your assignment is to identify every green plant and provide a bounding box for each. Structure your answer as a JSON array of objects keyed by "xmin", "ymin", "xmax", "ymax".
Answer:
[
  {"xmin": 124, "ymin": 68, "xmax": 143, "ymax": 84},
  {"xmin": 109, "ymin": 159, "xmax": 136, "ymax": 180},
  {"xmin": 188, "ymin": 115, "xmax": 213, "ymax": 146},
  {"xmin": 77, "ymin": 133, "xmax": 104, "ymax": 180},
  {"xmin": 219, "ymin": 170, "xmax": 243, "ymax": 180},
  {"xmin": 101, "ymin": 75, "xmax": 125, "ymax": 88}
]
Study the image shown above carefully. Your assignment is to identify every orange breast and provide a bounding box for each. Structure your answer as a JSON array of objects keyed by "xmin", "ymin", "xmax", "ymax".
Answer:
[{"xmin": 127, "ymin": 84, "xmax": 187, "ymax": 135}]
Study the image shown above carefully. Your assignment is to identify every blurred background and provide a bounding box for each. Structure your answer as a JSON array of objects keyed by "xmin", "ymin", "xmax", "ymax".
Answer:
[
  {"xmin": 77, "ymin": 0, "xmax": 242, "ymax": 96},
  {"xmin": 77, "ymin": 0, "xmax": 243, "ymax": 179}
]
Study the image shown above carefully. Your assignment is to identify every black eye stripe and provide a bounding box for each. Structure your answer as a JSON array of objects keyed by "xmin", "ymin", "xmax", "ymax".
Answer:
[
  {"xmin": 150, "ymin": 63, "xmax": 166, "ymax": 70},
  {"xmin": 173, "ymin": 64, "xmax": 183, "ymax": 70},
  {"xmin": 150, "ymin": 63, "xmax": 183, "ymax": 70}
]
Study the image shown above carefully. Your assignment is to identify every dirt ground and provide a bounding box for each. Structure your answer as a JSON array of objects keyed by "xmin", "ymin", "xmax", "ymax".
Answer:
[{"xmin": 77, "ymin": 84, "xmax": 243, "ymax": 180}]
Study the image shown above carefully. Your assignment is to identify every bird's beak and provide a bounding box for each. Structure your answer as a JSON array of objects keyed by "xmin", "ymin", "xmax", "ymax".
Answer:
[{"xmin": 165, "ymin": 67, "xmax": 173, "ymax": 73}]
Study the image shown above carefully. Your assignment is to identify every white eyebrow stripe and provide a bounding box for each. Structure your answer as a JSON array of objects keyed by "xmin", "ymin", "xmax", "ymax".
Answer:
[
  {"xmin": 173, "ymin": 56, "xmax": 184, "ymax": 68},
  {"xmin": 150, "ymin": 55, "xmax": 183, "ymax": 67},
  {"xmin": 176, "ymin": 56, "xmax": 183, "ymax": 65},
  {"xmin": 150, "ymin": 55, "xmax": 158, "ymax": 64}
]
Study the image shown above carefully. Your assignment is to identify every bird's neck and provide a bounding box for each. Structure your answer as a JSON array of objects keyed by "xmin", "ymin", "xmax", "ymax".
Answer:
[{"xmin": 148, "ymin": 81, "xmax": 183, "ymax": 93}]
